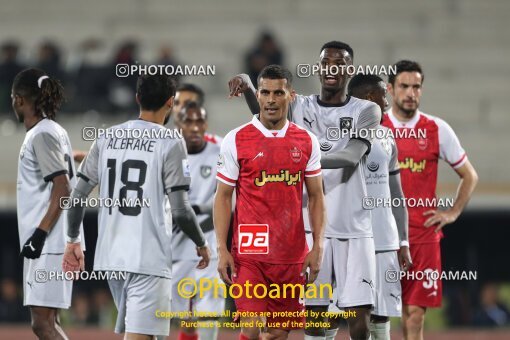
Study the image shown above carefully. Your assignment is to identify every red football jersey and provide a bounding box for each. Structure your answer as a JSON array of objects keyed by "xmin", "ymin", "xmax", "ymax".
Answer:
[
  {"xmin": 217, "ymin": 116, "xmax": 321, "ymax": 263},
  {"xmin": 382, "ymin": 109, "xmax": 467, "ymax": 243}
]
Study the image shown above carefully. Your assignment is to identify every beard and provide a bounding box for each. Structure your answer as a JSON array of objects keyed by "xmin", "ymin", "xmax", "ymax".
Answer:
[{"xmin": 396, "ymin": 100, "xmax": 418, "ymax": 117}]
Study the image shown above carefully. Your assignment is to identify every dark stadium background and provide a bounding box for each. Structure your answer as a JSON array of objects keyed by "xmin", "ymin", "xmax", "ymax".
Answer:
[{"xmin": 1, "ymin": 0, "xmax": 509, "ymax": 338}]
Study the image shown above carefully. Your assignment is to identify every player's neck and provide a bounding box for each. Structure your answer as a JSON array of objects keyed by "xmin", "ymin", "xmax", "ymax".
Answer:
[
  {"xmin": 319, "ymin": 88, "xmax": 348, "ymax": 105},
  {"xmin": 24, "ymin": 114, "xmax": 44, "ymax": 131},
  {"xmin": 188, "ymin": 141, "xmax": 207, "ymax": 154},
  {"xmin": 259, "ymin": 116, "xmax": 287, "ymax": 131},
  {"xmin": 139, "ymin": 110, "xmax": 165, "ymax": 125},
  {"xmin": 392, "ymin": 106, "xmax": 417, "ymax": 122}
]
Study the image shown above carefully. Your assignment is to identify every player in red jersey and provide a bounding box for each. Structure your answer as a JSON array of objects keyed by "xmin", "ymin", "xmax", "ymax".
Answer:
[
  {"xmin": 382, "ymin": 60, "xmax": 478, "ymax": 340},
  {"xmin": 214, "ymin": 65, "xmax": 326, "ymax": 340}
]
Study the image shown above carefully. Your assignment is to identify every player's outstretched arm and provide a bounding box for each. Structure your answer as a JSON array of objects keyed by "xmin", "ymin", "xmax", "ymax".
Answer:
[
  {"xmin": 320, "ymin": 139, "xmax": 369, "ymax": 169},
  {"xmin": 213, "ymin": 182, "xmax": 236, "ymax": 284},
  {"xmin": 169, "ymin": 190, "xmax": 210, "ymax": 269},
  {"xmin": 389, "ymin": 173, "xmax": 412, "ymax": 271},
  {"xmin": 21, "ymin": 174, "xmax": 71, "ymax": 259},
  {"xmin": 63, "ymin": 177, "xmax": 94, "ymax": 272},
  {"xmin": 424, "ymin": 159, "xmax": 478, "ymax": 232},
  {"xmin": 320, "ymin": 103, "xmax": 381, "ymax": 169},
  {"xmin": 303, "ymin": 175, "xmax": 326, "ymax": 283},
  {"xmin": 227, "ymin": 73, "xmax": 259, "ymax": 115}
]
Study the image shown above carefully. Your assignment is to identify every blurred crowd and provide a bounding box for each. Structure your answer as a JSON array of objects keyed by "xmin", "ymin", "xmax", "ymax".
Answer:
[
  {"xmin": 0, "ymin": 31, "xmax": 285, "ymax": 118},
  {"xmin": 0, "ymin": 38, "xmax": 178, "ymax": 116}
]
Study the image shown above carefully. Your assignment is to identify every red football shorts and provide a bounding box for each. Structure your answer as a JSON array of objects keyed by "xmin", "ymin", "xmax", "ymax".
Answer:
[
  {"xmin": 401, "ymin": 242, "xmax": 442, "ymax": 307},
  {"xmin": 232, "ymin": 258, "xmax": 306, "ymax": 329}
]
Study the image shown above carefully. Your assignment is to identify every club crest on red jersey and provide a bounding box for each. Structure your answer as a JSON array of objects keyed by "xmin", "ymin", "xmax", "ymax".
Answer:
[
  {"xmin": 416, "ymin": 136, "xmax": 428, "ymax": 150},
  {"xmin": 290, "ymin": 146, "xmax": 302, "ymax": 163}
]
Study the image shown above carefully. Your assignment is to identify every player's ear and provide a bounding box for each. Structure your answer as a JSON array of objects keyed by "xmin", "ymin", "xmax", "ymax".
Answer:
[
  {"xmin": 165, "ymin": 96, "xmax": 175, "ymax": 109},
  {"xmin": 290, "ymin": 88, "xmax": 296, "ymax": 102},
  {"xmin": 12, "ymin": 94, "xmax": 23, "ymax": 107},
  {"xmin": 366, "ymin": 92, "xmax": 374, "ymax": 103},
  {"xmin": 387, "ymin": 82, "xmax": 394, "ymax": 96}
]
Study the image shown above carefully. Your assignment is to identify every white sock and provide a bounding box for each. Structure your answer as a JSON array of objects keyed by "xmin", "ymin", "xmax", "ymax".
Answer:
[
  {"xmin": 369, "ymin": 321, "xmax": 390, "ymax": 340},
  {"xmin": 198, "ymin": 325, "xmax": 218, "ymax": 340},
  {"xmin": 304, "ymin": 335, "xmax": 326, "ymax": 340},
  {"xmin": 325, "ymin": 328, "xmax": 338, "ymax": 339}
]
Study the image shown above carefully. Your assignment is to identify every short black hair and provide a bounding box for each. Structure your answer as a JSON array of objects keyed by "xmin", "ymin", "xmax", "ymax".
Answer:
[
  {"xmin": 257, "ymin": 64, "xmax": 293, "ymax": 88},
  {"xmin": 178, "ymin": 101, "xmax": 207, "ymax": 120},
  {"xmin": 177, "ymin": 83, "xmax": 205, "ymax": 106},
  {"xmin": 12, "ymin": 68, "xmax": 65, "ymax": 120},
  {"xmin": 388, "ymin": 60, "xmax": 424, "ymax": 85},
  {"xmin": 348, "ymin": 74, "xmax": 384, "ymax": 97},
  {"xmin": 320, "ymin": 41, "xmax": 354, "ymax": 60},
  {"xmin": 136, "ymin": 74, "xmax": 176, "ymax": 111}
]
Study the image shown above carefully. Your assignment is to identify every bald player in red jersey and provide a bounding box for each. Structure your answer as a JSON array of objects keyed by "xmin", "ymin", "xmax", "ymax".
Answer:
[
  {"xmin": 214, "ymin": 65, "xmax": 326, "ymax": 340},
  {"xmin": 382, "ymin": 60, "xmax": 478, "ymax": 340}
]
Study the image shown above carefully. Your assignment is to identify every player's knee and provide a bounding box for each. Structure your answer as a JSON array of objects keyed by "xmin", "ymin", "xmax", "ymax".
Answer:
[
  {"xmin": 347, "ymin": 313, "xmax": 370, "ymax": 340},
  {"xmin": 348, "ymin": 322, "xmax": 370, "ymax": 340},
  {"xmin": 406, "ymin": 309, "xmax": 425, "ymax": 332},
  {"xmin": 31, "ymin": 318, "xmax": 55, "ymax": 338}
]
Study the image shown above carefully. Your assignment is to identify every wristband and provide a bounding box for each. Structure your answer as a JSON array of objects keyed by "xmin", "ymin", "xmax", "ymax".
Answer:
[
  {"xmin": 66, "ymin": 235, "xmax": 82, "ymax": 244},
  {"xmin": 400, "ymin": 240, "xmax": 409, "ymax": 248}
]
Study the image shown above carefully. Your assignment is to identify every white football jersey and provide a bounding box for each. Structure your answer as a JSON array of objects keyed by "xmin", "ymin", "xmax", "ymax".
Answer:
[
  {"xmin": 78, "ymin": 120, "xmax": 191, "ymax": 278},
  {"xmin": 290, "ymin": 95, "xmax": 380, "ymax": 238},
  {"xmin": 17, "ymin": 118, "xmax": 84, "ymax": 254},
  {"xmin": 172, "ymin": 141, "xmax": 220, "ymax": 261},
  {"xmin": 365, "ymin": 126, "xmax": 400, "ymax": 251}
]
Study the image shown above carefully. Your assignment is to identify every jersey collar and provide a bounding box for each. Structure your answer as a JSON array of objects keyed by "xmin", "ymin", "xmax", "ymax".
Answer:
[
  {"xmin": 251, "ymin": 115, "xmax": 289, "ymax": 138},
  {"xmin": 387, "ymin": 108, "xmax": 421, "ymax": 129}
]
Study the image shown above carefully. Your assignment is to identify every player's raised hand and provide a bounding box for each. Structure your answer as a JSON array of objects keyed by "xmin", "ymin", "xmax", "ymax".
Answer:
[
  {"xmin": 398, "ymin": 246, "xmax": 413, "ymax": 271},
  {"xmin": 217, "ymin": 248, "xmax": 237, "ymax": 284},
  {"xmin": 62, "ymin": 242, "xmax": 85, "ymax": 274},
  {"xmin": 423, "ymin": 209, "xmax": 459, "ymax": 233},
  {"xmin": 302, "ymin": 246, "xmax": 323, "ymax": 283},
  {"xmin": 228, "ymin": 73, "xmax": 251, "ymax": 98},
  {"xmin": 196, "ymin": 245, "xmax": 211, "ymax": 269},
  {"xmin": 21, "ymin": 228, "xmax": 47, "ymax": 259}
]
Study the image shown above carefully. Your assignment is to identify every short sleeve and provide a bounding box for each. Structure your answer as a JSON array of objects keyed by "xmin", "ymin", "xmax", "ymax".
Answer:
[
  {"xmin": 32, "ymin": 132, "xmax": 68, "ymax": 182},
  {"xmin": 388, "ymin": 137, "xmax": 400, "ymax": 175},
  {"xmin": 436, "ymin": 118, "xmax": 467, "ymax": 169},
  {"xmin": 305, "ymin": 132, "xmax": 322, "ymax": 177},
  {"xmin": 163, "ymin": 139, "xmax": 192, "ymax": 193},
  {"xmin": 77, "ymin": 140, "xmax": 100, "ymax": 185},
  {"xmin": 216, "ymin": 131, "xmax": 239, "ymax": 186}
]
